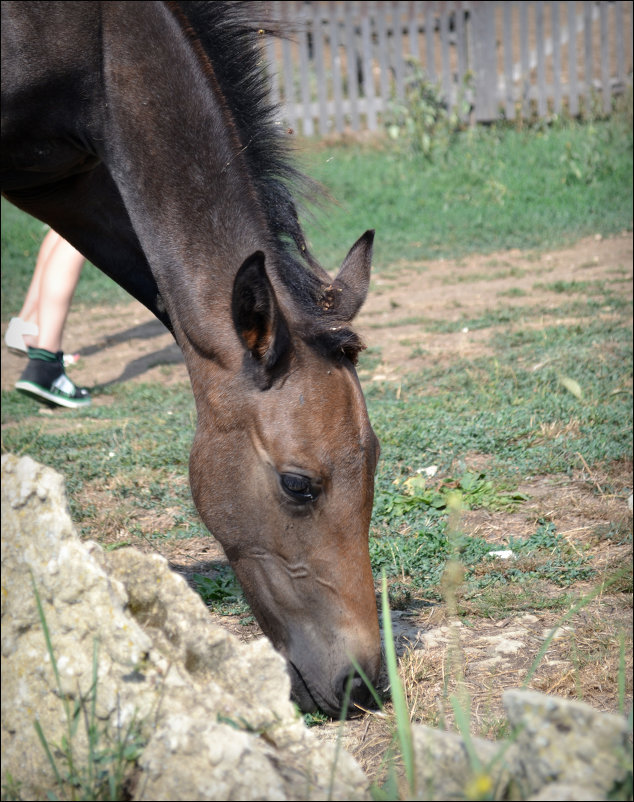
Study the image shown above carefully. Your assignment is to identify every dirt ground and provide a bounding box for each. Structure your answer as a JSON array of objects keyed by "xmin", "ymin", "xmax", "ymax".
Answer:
[
  {"xmin": 2, "ymin": 231, "xmax": 632, "ymax": 773},
  {"xmin": 3, "ymin": 231, "xmax": 631, "ymax": 392}
]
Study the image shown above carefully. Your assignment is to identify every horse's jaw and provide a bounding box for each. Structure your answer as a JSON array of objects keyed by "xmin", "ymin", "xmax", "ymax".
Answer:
[{"xmin": 222, "ymin": 545, "xmax": 381, "ymax": 717}]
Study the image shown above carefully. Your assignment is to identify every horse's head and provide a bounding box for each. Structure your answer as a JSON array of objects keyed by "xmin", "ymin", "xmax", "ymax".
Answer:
[{"xmin": 189, "ymin": 231, "xmax": 381, "ymax": 716}]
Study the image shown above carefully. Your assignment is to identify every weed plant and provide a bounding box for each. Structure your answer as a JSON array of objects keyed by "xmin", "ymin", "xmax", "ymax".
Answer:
[
  {"xmin": 383, "ymin": 59, "xmax": 472, "ymax": 160},
  {"xmin": 15, "ymin": 576, "xmax": 145, "ymax": 801},
  {"xmin": 192, "ymin": 568, "xmax": 250, "ymax": 617}
]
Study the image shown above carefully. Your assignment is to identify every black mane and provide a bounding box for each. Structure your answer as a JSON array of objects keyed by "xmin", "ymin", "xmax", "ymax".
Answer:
[{"xmin": 171, "ymin": 1, "xmax": 365, "ymax": 362}]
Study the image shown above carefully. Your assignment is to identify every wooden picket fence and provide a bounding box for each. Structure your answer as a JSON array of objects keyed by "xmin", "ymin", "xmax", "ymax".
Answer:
[{"xmin": 264, "ymin": 1, "xmax": 633, "ymax": 135}]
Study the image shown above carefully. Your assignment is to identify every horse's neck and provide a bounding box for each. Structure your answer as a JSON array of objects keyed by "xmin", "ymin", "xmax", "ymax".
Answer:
[{"xmin": 101, "ymin": 2, "xmax": 269, "ymax": 362}]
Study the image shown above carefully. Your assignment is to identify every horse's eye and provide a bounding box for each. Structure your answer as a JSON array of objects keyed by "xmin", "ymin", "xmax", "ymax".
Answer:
[{"xmin": 281, "ymin": 473, "xmax": 320, "ymax": 503}]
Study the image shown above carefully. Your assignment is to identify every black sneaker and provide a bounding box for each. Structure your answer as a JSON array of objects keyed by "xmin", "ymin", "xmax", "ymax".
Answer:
[{"xmin": 15, "ymin": 348, "xmax": 91, "ymax": 409}]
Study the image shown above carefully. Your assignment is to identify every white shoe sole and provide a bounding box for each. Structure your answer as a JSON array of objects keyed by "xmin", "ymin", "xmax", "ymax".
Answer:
[{"xmin": 15, "ymin": 380, "xmax": 91, "ymax": 409}]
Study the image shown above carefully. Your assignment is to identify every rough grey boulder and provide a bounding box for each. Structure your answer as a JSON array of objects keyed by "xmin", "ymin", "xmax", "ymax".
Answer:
[
  {"xmin": 527, "ymin": 781, "xmax": 609, "ymax": 801},
  {"xmin": 1, "ymin": 454, "xmax": 368, "ymax": 801},
  {"xmin": 3, "ymin": 453, "xmax": 630, "ymax": 802},
  {"xmin": 503, "ymin": 688, "xmax": 631, "ymax": 800},
  {"xmin": 411, "ymin": 724, "xmax": 514, "ymax": 800},
  {"xmin": 409, "ymin": 686, "xmax": 631, "ymax": 801}
]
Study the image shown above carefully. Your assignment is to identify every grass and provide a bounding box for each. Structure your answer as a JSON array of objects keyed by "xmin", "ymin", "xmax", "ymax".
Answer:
[
  {"xmin": 366, "ymin": 310, "xmax": 632, "ymax": 480},
  {"xmin": 359, "ymin": 271, "xmax": 631, "ymax": 622},
  {"xmin": 340, "ymin": 531, "xmax": 633, "ymax": 801},
  {"xmin": 2, "ymin": 113, "xmax": 632, "ymax": 796},
  {"xmin": 300, "ymin": 114, "xmax": 632, "ymax": 270},
  {"xmin": 25, "ymin": 576, "xmax": 144, "ymax": 801},
  {"xmin": 2, "ymin": 112, "xmax": 631, "ymax": 320}
]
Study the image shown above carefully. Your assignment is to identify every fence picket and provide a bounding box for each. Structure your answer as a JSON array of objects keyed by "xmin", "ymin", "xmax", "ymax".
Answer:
[
  {"xmin": 393, "ymin": 1, "xmax": 406, "ymax": 100},
  {"xmin": 361, "ymin": 1, "xmax": 378, "ymax": 130},
  {"xmin": 268, "ymin": 1, "xmax": 631, "ymax": 136},
  {"xmin": 552, "ymin": 2, "xmax": 562, "ymax": 114},
  {"xmin": 313, "ymin": 4, "xmax": 329, "ymax": 134},
  {"xmin": 615, "ymin": 1, "xmax": 625, "ymax": 90},
  {"xmin": 439, "ymin": 2, "xmax": 452, "ymax": 103},
  {"xmin": 519, "ymin": 3, "xmax": 531, "ymax": 117},
  {"xmin": 568, "ymin": 1, "xmax": 579, "ymax": 116},
  {"xmin": 376, "ymin": 2, "xmax": 391, "ymax": 107},
  {"xmin": 583, "ymin": 2, "xmax": 594, "ymax": 110},
  {"xmin": 296, "ymin": 2, "xmax": 313, "ymax": 136},
  {"xmin": 600, "ymin": 1, "xmax": 611, "ymax": 114},
  {"xmin": 329, "ymin": 3, "xmax": 345, "ymax": 131},
  {"xmin": 454, "ymin": 0, "xmax": 468, "ymax": 119},
  {"xmin": 535, "ymin": 2, "xmax": 547, "ymax": 116},
  {"xmin": 503, "ymin": 2, "xmax": 515, "ymax": 119},
  {"xmin": 471, "ymin": 2, "xmax": 498, "ymax": 120},
  {"xmin": 344, "ymin": 2, "xmax": 361, "ymax": 130},
  {"xmin": 408, "ymin": 0, "xmax": 420, "ymax": 61},
  {"xmin": 425, "ymin": 1, "xmax": 436, "ymax": 82},
  {"xmin": 279, "ymin": 3, "xmax": 297, "ymax": 132}
]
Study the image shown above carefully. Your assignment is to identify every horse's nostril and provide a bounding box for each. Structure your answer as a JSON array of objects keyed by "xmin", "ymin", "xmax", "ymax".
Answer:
[{"xmin": 335, "ymin": 667, "xmax": 376, "ymax": 713}]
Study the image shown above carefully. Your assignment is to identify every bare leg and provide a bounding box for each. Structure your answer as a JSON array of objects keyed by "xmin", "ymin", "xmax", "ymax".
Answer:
[
  {"xmin": 17, "ymin": 228, "xmax": 61, "ymax": 340},
  {"xmin": 35, "ymin": 236, "xmax": 85, "ymax": 353},
  {"xmin": 15, "ymin": 233, "xmax": 91, "ymax": 408}
]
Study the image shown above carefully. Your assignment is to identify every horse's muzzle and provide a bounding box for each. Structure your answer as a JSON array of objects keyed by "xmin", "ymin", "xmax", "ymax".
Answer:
[
  {"xmin": 333, "ymin": 665, "xmax": 378, "ymax": 716},
  {"xmin": 288, "ymin": 658, "xmax": 380, "ymax": 718}
]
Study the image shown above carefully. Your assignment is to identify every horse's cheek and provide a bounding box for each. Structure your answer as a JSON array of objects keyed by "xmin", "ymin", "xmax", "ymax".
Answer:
[{"xmin": 188, "ymin": 426, "xmax": 235, "ymax": 537}]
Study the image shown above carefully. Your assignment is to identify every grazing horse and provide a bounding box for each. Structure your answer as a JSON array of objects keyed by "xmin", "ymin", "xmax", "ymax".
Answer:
[{"xmin": 1, "ymin": 1, "xmax": 381, "ymax": 716}]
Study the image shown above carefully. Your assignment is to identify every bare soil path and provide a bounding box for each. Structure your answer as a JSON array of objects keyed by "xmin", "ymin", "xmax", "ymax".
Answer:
[{"xmin": 3, "ymin": 232, "xmax": 631, "ymax": 774}]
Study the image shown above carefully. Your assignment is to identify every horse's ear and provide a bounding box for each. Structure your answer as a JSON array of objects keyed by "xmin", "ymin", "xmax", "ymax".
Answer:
[
  {"xmin": 328, "ymin": 230, "xmax": 374, "ymax": 321},
  {"xmin": 232, "ymin": 251, "xmax": 290, "ymax": 382}
]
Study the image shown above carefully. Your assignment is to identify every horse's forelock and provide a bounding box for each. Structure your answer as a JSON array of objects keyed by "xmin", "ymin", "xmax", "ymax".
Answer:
[{"xmin": 308, "ymin": 325, "xmax": 367, "ymax": 365}]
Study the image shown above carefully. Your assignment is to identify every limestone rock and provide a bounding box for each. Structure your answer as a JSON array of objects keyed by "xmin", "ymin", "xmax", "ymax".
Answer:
[
  {"xmin": 1, "ymin": 454, "xmax": 368, "ymax": 801},
  {"xmin": 527, "ymin": 781, "xmax": 608, "ymax": 801},
  {"xmin": 503, "ymin": 688, "xmax": 630, "ymax": 799},
  {"xmin": 411, "ymin": 724, "xmax": 514, "ymax": 800}
]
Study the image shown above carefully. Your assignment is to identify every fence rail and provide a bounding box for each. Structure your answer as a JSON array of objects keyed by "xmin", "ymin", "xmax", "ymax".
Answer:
[{"xmin": 265, "ymin": 1, "xmax": 633, "ymax": 136}]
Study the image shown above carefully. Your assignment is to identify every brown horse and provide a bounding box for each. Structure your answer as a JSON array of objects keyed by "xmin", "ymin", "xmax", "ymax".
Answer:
[{"xmin": 1, "ymin": 1, "xmax": 381, "ymax": 716}]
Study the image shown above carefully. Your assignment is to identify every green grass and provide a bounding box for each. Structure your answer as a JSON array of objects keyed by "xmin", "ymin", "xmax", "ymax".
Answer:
[
  {"xmin": 2, "ymin": 118, "xmax": 632, "ymax": 708},
  {"xmin": 301, "ymin": 116, "xmax": 632, "ymax": 270},
  {"xmin": 3, "ymin": 241, "xmax": 630, "ymax": 613},
  {"xmin": 365, "ymin": 300, "xmax": 632, "ymax": 477},
  {"xmin": 3, "ymin": 114, "xmax": 632, "ymax": 320},
  {"xmin": 6, "ymin": 276, "xmax": 628, "ymax": 618}
]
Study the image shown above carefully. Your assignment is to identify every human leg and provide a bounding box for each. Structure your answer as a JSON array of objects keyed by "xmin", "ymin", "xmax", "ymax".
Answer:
[
  {"xmin": 4, "ymin": 229, "xmax": 62, "ymax": 353},
  {"xmin": 19, "ymin": 228, "xmax": 61, "ymax": 326},
  {"xmin": 35, "ymin": 235, "xmax": 85, "ymax": 353},
  {"xmin": 14, "ymin": 234, "xmax": 91, "ymax": 408}
]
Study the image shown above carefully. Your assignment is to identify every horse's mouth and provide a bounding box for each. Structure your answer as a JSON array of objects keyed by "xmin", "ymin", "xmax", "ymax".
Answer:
[
  {"xmin": 287, "ymin": 660, "xmax": 320, "ymax": 713},
  {"xmin": 287, "ymin": 660, "xmax": 339, "ymax": 718}
]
